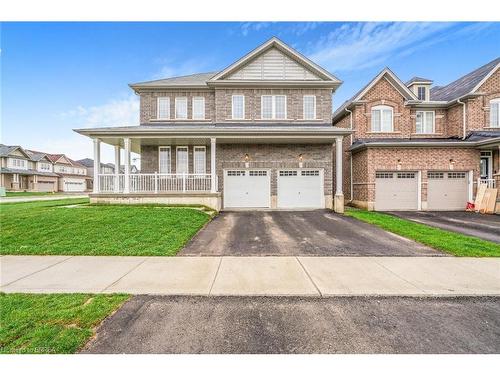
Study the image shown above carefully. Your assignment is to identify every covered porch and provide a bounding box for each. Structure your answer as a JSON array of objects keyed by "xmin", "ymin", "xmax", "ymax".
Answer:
[{"xmin": 75, "ymin": 125, "xmax": 351, "ymax": 212}]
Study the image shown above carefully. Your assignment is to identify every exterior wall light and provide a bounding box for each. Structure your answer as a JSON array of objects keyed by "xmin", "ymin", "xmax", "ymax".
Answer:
[
  {"xmin": 244, "ymin": 153, "xmax": 250, "ymax": 168},
  {"xmin": 449, "ymin": 158, "xmax": 455, "ymax": 170},
  {"xmin": 396, "ymin": 159, "xmax": 402, "ymax": 171},
  {"xmin": 298, "ymin": 154, "xmax": 303, "ymax": 168}
]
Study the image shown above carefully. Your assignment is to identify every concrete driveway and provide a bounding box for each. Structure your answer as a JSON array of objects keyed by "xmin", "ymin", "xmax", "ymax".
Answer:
[
  {"xmin": 82, "ymin": 295, "xmax": 500, "ymax": 354},
  {"xmin": 388, "ymin": 211, "xmax": 500, "ymax": 243},
  {"xmin": 179, "ymin": 211, "xmax": 442, "ymax": 256}
]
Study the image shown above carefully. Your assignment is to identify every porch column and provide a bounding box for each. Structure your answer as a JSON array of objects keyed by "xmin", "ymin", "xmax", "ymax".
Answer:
[
  {"xmin": 334, "ymin": 136, "xmax": 344, "ymax": 213},
  {"xmin": 93, "ymin": 138, "xmax": 101, "ymax": 193},
  {"xmin": 114, "ymin": 145, "xmax": 121, "ymax": 193},
  {"xmin": 210, "ymin": 137, "xmax": 217, "ymax": 193},
  {"xmin": 123, "ymin": 138, "xmax": 131, "ymax": 194}
]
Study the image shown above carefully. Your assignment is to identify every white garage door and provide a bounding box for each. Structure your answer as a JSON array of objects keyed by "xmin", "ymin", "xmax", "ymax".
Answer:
[
  {"xmin": 375, "ymin": 171, "xmax": 418, "ymax": 211},
  {"xmin": 427, "ymin": 171, "xmax": 468, "ymax": 211},
  {"xmin": 37, "ymin": 181, "xmax": 55, "ymax": 192},
  {"xmin": 223, "ymin": 170, "xmax": 270, "ymax": 208},
  {"xmin": 64, "ymin": 179, "xmax": 86, "ymax": 192},
  {"xmin": 277, "ymin": 169, "xmax": 324, "ymax": 209}
]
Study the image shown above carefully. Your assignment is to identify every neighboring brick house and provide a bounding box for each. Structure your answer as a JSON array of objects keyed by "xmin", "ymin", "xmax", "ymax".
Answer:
[
  {"xmin": 75, "ymin": 38, "xmax": 350, "ymax": 211},
  {"xmin": 0, "ymin": 145, "xmax": 89, "ymax": 192},
  {"xmin": 332, "ymin": 58, "xmax": 500, "ymax": 211}
]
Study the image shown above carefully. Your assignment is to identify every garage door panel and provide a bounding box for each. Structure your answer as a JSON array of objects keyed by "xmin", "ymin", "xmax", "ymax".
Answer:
[
  {"xmin": 37, "ymin": 180, "xmax": 55, "ymax": 192},
  {"xmin": 277, "ymin": 169, "xmax": 323, "ymax": 209},
  {"xmin": 224, "ymin": 170, "xmax": 270, "ymax": 208},
  {"xmin": 375, "ymin": 171, "xmax": 418, "ymax": 211},
  {"xmin": 427, "ymin": 171, "xmax": 468, "ymax": 211}
]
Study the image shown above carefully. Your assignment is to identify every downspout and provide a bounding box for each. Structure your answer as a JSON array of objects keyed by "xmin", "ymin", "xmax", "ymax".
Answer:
[
  {"xmin": 457, "ymin": 98, "xmax": 466, "ymax": 139},
  {"xmin": 345, "ymin": 107, "xmax": 354, "ymax": 202}
]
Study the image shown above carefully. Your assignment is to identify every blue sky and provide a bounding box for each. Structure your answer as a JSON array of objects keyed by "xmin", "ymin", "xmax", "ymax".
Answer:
[{"xmin": 1, "ymin": 22, "xmax": 500, "ymax": 162}]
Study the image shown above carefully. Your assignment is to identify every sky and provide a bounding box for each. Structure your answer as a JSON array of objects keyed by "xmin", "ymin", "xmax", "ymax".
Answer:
[{"xmin": 1, "ymin": 22, "xmax": 500, "ymax": 163}]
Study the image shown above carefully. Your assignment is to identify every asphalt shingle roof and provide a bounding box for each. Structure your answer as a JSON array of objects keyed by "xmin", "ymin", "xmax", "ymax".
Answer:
[
  {"xmin": 405, "ymin": 76, "xmax": 433, "ymax": 85},
  {"xmin": 130, "ymin": 72, "xmax": 217, "ymax": 88},
  {"xmin": 430, "ymin": 57, "xmax": 500, "ymax": 101}
]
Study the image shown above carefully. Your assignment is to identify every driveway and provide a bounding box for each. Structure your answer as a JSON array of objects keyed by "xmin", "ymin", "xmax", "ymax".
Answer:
[
  {"xmin": 82, "ymin": 296, "xmax": 500, "ymax": 354},
  {"xmin": 388, "ymin": 211, "xmax": 500, "ymax": 243},
  {"xmin": 179, "ymin": 211, "xmax": 442, "ymax": 256}
]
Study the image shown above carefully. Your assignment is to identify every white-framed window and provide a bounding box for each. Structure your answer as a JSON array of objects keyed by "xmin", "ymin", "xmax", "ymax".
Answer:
[
  {"xmin": 231, "ymin": 95, "xmax": 245, "ymax": 119},
  {"xmin": 8, "ymin": 158, "xmax": 27, "ymax": 170},
  {"xmin": 176, "ymin": 146, "xmax": 189, "ymax": 174},
  {"xmin": 371, "ymin": 105, "xmax": 393, "ymax": 132},
  {"xmin": 158, "ymin": 146, "xmax": 171, "ymax": 173},
  {"xmin": 193, "ymin": 146, "xmax": 206, "ymax": 174},
  {"xmin": 261, "ymin": 95, "xmax": 287, "ymax": 120},
  {"xmin": 416, "ymin": 111, "xmax": 435, "ymax": 133},
  {"xmin": 175, "ymin": 97, "xmax": 188, "ymax": 119},
  {"xmin": 303, "ymin": 95, "xmax": 316, "ymax": 120},
  {"xmin": 192, "ymin": 97, "xmax": 205, "ymax": 120},
  {"xmin": 417, "ymin": 86, "xmax": 427, "ymax": 101},
  {"xmin": 490, "ymin": 98, "xmax": 500, "ymax": 128},
  {"xmin": 157, "ymin": 97, "xmax": 170, "ymax": 120}
]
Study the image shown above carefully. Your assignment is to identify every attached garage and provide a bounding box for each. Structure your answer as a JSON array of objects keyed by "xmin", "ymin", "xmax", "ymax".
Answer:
[
  {"xmin": 375, "ymin": 171, "xmax": 419, "ymax": 211},
  {"xmin": 427, "ymin": 171, "xmax": 469, "ymax": 211},
  {"xmin": 37, "ymin": 180, "xmax": 56, "ymax": 192},
  {"xmin": 223, "ymin": 169, "xmax": 270, "ymax": 208},
  {"xmin": 277, "ymin": 169, "xmax": 324, "ymax": 209},
  {"xmin": 62, "ymin": 178, "xmax": 86, "ymax": 192}
]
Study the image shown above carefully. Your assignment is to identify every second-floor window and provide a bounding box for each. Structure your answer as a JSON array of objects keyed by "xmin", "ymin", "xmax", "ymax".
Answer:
[
  {"xmin": 303, "ymin": 95, "xmax": 316, "ymax": 120},
  {"xmin": 417, "ymin": 86, "xmax": 427, "ymax": 101},
  {"xmin": 8, "ymin": 158, "xmax": 27, "ymax": 170},
  {"xmin": 416, "ymin": 111, "xmax": 435, "ymax": 134},
  {"xmin": 232, "ymin": 95, "xmax": 245, "ymax": 120},
  {"xmin": 175, "ymin": 97, "xmax": 188, "ymax": 119},
  {"xmin": 38, "ymin": 162, "xmax": 52, "ymax": 171},
  {"xmin": 159, "ymin": 146, "xmax": 171, "ymax": 173},
  {"xmin": 261, "ymin": 95, "xmax": 286, "ymax": 120},
  {"xmin": 490, "ymin": 99, "xmax": 500, "ymax": 128},
  {"xmin": 371, "ymin": 105, "xmax": 393, "ymax": 132},
  {"xmin": 157, "ymin": 97, "xmax": 170, "ymax": 119},
  {"xmin": 192, "ymin": 97, "xmax": 205, "ymax": 120}
]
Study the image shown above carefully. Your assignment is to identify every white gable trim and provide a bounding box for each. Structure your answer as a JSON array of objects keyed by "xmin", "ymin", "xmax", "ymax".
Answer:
[
  {"xmin": 471, "ymin": 62, "xmax": 500, "ymax": 93},
  {"xmin": 353, "ymin": 68, "xmax": 418, "ymax": 102},
  {"xmin": 6, "ymin": 146, "xmax": 32, "ymax": 159},
  {"xmin": 209, "ymin": 37, "xmax": 341, "ymax": 83}
]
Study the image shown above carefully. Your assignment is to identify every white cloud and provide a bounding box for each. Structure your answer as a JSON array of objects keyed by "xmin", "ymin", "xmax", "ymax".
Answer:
[
  {"xmin": 240, "ymin": 22, "xmax": 272, "ymax": 36},
  {"xmin": 307, "ymin": 22, "xmax": 455, "ymax": 72}
]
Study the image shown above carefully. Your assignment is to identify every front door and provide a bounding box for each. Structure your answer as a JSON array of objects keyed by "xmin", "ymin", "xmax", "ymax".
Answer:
[{"xmin": 480, "ymin": 153, "xmax": 491, "ymax": 179}]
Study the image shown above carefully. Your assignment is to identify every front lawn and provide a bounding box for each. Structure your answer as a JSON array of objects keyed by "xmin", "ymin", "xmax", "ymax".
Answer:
[
  {"xmin": 0, "ymin": 199, "xmax": 212, "ymax": 256},
  {"xmin": 345, "ymin": 208, "xmax": 500, "ymax": 257},
  {"xmin": 5, "ymin": 192, "xmax": 62, "ymax": 197},
  {"xmin": 0, "ymin": 293, "xmax": 129, "ymax": 354}
]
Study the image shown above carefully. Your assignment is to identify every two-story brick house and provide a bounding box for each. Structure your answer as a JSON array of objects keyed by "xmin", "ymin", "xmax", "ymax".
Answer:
[
  {"xmin": 75, "ymin": 38, "xmax": 350, "ymax": 212},
  {"xmin": 332, "ymin": 58, "xmax": 500, "ymax": 211}
]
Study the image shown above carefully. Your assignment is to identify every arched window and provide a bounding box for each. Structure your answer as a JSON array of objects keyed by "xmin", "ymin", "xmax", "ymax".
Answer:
[
  {"xmin": 371, "ymin": 105, "xmax": 393, "ymax": 132},
  {"xmin": 490, "ymin": 98, "xmax": 500, "ymax": 128}
]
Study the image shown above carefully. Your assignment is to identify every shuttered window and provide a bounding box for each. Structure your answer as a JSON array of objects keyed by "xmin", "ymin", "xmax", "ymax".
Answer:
[
  {"xmin": 193, "ymin": 146, "xmax": 206, "ymax": 174},
  {"xmin": 175, "ymin": 97, "xmax": 188, "ymax": 119},
  {"xmin": 490, "ymin": 99, "xmax": 500, "ymax": 127},
  {"xmin": 192, "ymin": 97, "xmax": 205, "ymax": 120},
  {"xmin": 157, "ymin": 97, "xmax": 170, "ymax": 119},
  {"xmin": 416, "ymin": 111, "xmax": 435, "ymax": 133},
  {"xmin": 159, "ymin": 147, "xmax": 171, "ymax": 173},
  {"xmin": 176, "ymin": 146, "xmax": 189, "ymax": 174},
  {"xmin": 261, "ymin": 95, "xmax": 287, "ymax": 120},
  {"xmin": 232, "ymin": 95, "xmax": 245, "ymax": 119},
  {"xmin": 371, "ymin": 105, "xmax": 393, "ymax": 132},
  {"xmin": 303, "ymin": 95, "xmax": 316, "ymax": 120}
]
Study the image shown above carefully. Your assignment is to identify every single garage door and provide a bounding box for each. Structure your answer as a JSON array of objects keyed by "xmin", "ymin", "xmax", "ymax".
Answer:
[
  {"xmin": 375, "ymin": 171, "xmax": 418, "ymax": 211},
  {"xmin": 427, "ymin": 171, "xmax": 468, "ymax": 210},
  {"xmin": 224, "ymin": 170, "xmax": 270, "ymax": 208},
  {"xmin": 277, "ymin": 169, "xmax": 324, "ymax": 209},
  {"xmin": 64, "ymin": 179, "xmax": 86, "ymax": 192},
  {"xmin": 37, "ymin": 180, "xmax": 55, "ymax": 192}
]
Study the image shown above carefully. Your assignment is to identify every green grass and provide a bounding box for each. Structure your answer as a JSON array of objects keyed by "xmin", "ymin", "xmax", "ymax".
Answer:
[
  {"xmin": 345, "ymin": 208, "xmax": 500, "ymax": 257},
  {"xmin": 5, "ymin": 192, "xmax": 63, "ymax": 197},
  {"xmin": 0, "ymin": 198, "xmax": 212, "ymax": 256},
  {"xmin": 0, "ymin": 293, "xmax": 129, "ymax": 354}
]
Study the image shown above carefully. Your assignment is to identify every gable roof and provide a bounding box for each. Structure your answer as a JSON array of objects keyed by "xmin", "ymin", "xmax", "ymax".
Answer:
[
  {"xmin": 25, "ymin": 150, "xmax": 51, "ymax": 162},
  {"xmin": 332, "ymin": 67, "xmax": 417, "ymax": 122},
  {"xmin": 406, "ymin": 76, "xmax": 433, "ymax": 85},
  {"xmin": 0, "ymin": 144, "xmax": 32, "ymax": 159},
  {"xmin": 129, "ymin": 72, "xmax": 217, "ymax": 90},
  {"xmin": 430, "ymin": 57, "xmax": 500, "ymax": 101},
  {"xmin": 209, "ymin": 37, "xmax": 341, "ymax": 83}
]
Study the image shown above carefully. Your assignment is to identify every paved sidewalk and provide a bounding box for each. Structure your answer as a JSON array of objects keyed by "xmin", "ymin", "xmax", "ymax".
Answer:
[
  {"xmin": 1, "ymin": 255, "xmax": 499, "ymax": 296},
  {"xmin": 0, "ymin": 194, "xmax": 88, "ymax": 203}
]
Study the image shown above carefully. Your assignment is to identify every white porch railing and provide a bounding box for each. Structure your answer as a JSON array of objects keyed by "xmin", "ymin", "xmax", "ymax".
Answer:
[
  {"xmin": 478, "ymin": 178, "xmax": 496, "ymax": 188},
  {"xmin": 98, "ymin": 173, "xmax": 212, "ymax": 193}
]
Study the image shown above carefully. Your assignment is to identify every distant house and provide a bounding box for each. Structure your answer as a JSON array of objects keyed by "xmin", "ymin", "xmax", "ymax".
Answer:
[{"xmin": 77, "ymin": 158, "xmax": 116, "ymax": 190}]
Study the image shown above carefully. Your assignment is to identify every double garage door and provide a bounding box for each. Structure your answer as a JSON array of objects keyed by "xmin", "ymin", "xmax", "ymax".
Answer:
[
  {"xmin": 223, "ymin": 169, "xmax": 323, "ymax": 209},
  {"xmin": 37, "ymin": 180, "xmax": 56, "ymax": 192},
  {"xmin": 375, "ymin": 171, "xmax": 469, "ymax": 211},
  {"xmin": 64, "ymin": 179, "xmax": 86, "ymax": 192}
]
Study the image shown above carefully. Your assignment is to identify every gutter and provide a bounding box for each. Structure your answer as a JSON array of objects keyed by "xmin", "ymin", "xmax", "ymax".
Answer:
[
  {"xmin": 349, "ymin": 140, "xmax": 478, "ymax": 153},
  {"xmin": 457, "ymin": 98, "xmax": 467, "ymax": 139},
  {"xmin": 345, "ymin": 107, "xmax": 354, "ymax": 202}
]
